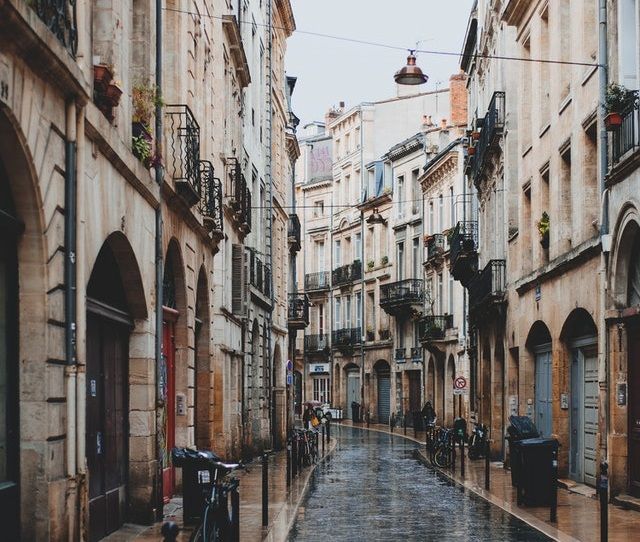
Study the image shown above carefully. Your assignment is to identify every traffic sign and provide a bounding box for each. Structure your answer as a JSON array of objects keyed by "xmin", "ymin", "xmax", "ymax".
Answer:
[
  {"xmin": 454, "ymin": 376, "xmax": 467, "ymax": 390},
  {"xmin": 286, "ymin": 373, "xmax": 293, "ymax": 385},
  {"xmin": 286, "ymin": 359, "xmax": 293, "ymax": 372}
]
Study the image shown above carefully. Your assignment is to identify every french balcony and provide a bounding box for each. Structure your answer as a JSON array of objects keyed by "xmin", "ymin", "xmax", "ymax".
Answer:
[
  {"xmin": 248, "ymin": 249, "xmax": 271, "ymax": 298},
  {"xmin": 32, "ymin": 0, "xmax": 78, "ymax": 57},
  {"xmin": 419, "ymin": 314, "xmax": 454, "ymax": 344},
  {"xmin": 332, "ymin": 327, "xmax": 361, "ymax": 355},
  {"xmin": 449, "ymin": 221, "xmax": 478, "ymax": 286},
  {"xmin": 229, "ymin": 163, "xmax": 251, "ymax": 233},
  {"xmin": 379, "ymin": 279, "xmax": 424, "ymax": 318},
  {"xmin": 199, "ymin": 161, "xmax": 223, "ymax": 238},
  {"xmin": 410, "ymin": 347, "xmax": 422, "ymax": 362},
  {"xmin": 332, "ymin": 260, "xmax": 362, "ymax": 287},
  {"xmin": 468, "ymin": 259, "xmax": 506, "ymax": 319},
  {"xmin": 379, "ymin": 329, "xmax": 391, "ymax": 341},
  {"xmin": 395, "ymin": 348, "xmax": 406, "ymax": 362},
  {"xmin": 288, "ymin": 293, "xmax": 310, "ymax": 330},
  {"xmin": 304, "ymin": 334, "xmax": 329, "ymax": 353},
  {"xmin": 165, "ymin": 105, "xmax": 202, "ymax": 207},
  {"xmin": 471, "ymin": 91, "xmax": 505, "ymax": 188},
  {"xmin": 425, "ymin": 234, "xmax": 446, "ymax": 264},
  {"xmin": 288, "ymin": 214, "xmax": 302, "ymax": 253},
  {"xmin": 305, "ymin": 271, "xmax": 330, "ymax": 292},
  {"xmin": 610, "ymin": 92, "xmax": 640, "ymax": 169}
]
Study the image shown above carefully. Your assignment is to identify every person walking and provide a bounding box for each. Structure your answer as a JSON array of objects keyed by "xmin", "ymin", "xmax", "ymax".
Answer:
[{"xmin": 421, "ymin": 401, "xmax": 437, "ymax": 427}]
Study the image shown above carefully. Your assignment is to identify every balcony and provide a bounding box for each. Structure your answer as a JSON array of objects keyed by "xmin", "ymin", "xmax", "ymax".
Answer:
[
  {"xmin": 32, "ymin": 0, "xmax": 78, "ymax": 57},
  {"xmin": 229, "ymin": 163, "xmax": 251, "ymax": 233},
  {"xmin": 304, "ymin": 334, "xmax": 329, "ymax": 353},
  {"xmin": 395, "ymin": 348, "xmax": 406, "ymax": 362},
  {"xmin": 305, "ymin": 271, "xmax": 330, "ymax": 292},
  {"xmin": 449, "ymin": 221, "xmax": 478, "ymax": 286},
  {"xmin": 469, "ymin": 259, "xmax": 506, "ymax": 319},
  {"xmin": 288, "ymin": 214, "xmax": 302, "ymax": 253},
  {"xmin": 248, "ymin": 249, "xmax": 271, "ymax": 298},
  {"xmin": 379, "ymin": 279, "xmax": 424, "ymax": 317},
  {"xmin": 288, "ymin": 293, "xmax": 310, "ymax": 329},
  {"xmin": 199, "ymin": 161, "xmax": 223, "ymax": 237},
  {"xmin": 471, "ymin": 91, "xmax": 505, "ymax": 187},
  {"xmin": 425, "ymin": 234, "xmax": 446, "ymax": 264},
  {"xmin": 332, "ymin": 327, "xmax": 361, "ymax": 355},
  {"xmin": 610, "ymin": 92, "xmax": 639, "ymax": 168},
  {"xmin": 419, "ymin": 314, "xmax": 454, "ymax": 343},
  {"xmin": 332, "ymin": 260, "xmax": 362, "ymax": 287},
  {"xmin": 410, "ymin": 347, "xmax": 422, "ymax": 362},
  {"xmin": 166, "ymin": 105, "xmax": 201, "ymax": 207},
  {"xmin": 379, "ymin": 329, "xmax": 391, "ymax": 341}
]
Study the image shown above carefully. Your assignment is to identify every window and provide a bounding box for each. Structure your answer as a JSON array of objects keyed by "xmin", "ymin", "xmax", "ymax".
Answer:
[
  {"xmin": 448, "ymin": 274, "xmax": 454, "ymax": 315},
  {"xmin": 335, "ymin": 139, "xmax": 341, "ymax": 158},
  {"xmin": 334, "ymin": 239, "xmax": 341, "ymax": 267},
  {"xmin": 345, "ymin": 132, "xmax": 350, "ymax": 153},
  {"xmin": 397, "ymin": 242, "xmax": 405, "ymax": 280},
  {"xmin": 355, "ymin": 292, "xmax": 362, "ymax": 330},
  {"xmin": 438, "ymin": 194, "xmax": 444, "ymax": 231},
  {"xmin": 368, "ymin": 291, "xmax": 376, "ymax": 332},
  {"xmin": 412, "ymin": 238, "xmax": 420, "ymax": 279},
  {"xmin": 396, "ymin": 321, "xmax": 405, "ymax": 348},
  {"xmin": 345, "ymin": 295, "xmax": 352, "ymax": 327},
  {"xmin": 316, "ymin": 240, "xmax": 325, "ymax": 271},
  {"xmin": 354, "ymin": 232, "xmax": 362, "ymax": 262},
  {"xmin": 437, "ymin": 273, "xmax": 443, "ymax": 314},
  {"xmin": 313, "ymin": 200, "xmax": 324, "ymax": 217},
  {"xmin": 318, "ymin": 303, "xmax": 324, "ymax": 334},
  {"xmin": 559, "ymin": 146, "xmax": 572, "ymax": 249},
  {"xmin": 313, "ymin": 376, "xmax": 330, "ymax": 403},
  {"xmin": 334, "ymin": 297, "xmax": 342, "ymax": 329},
  {"xmin": 540, "ymin": 7, "xmax": 550, "ymax": 127},
  {"xmin": 397, "ymin": 175, "xmax": 405, "ymax": 218},
  {"xmin": 449, "ymin": 187, "xmax": 455, "ymax": 227},
  {"xmin": 429, "ymin": 201, "xmax": 434, "ymax": 233},
  {"xmin": 411, "ymin": 169, "xmax": 420, "ymax": 214},
  {"xmin": 618, "ymin": 0, "xmax": 638, "ymax": 88}
]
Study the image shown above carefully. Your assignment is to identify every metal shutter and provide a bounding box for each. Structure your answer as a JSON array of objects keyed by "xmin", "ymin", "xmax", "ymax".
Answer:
[{"xmin": 231, "ymin": 244, "xmax": 246, "ymax": 315}]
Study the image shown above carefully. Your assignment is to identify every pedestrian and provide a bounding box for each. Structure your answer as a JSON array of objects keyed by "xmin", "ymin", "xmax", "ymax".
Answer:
[
  {"xmin": 421, "ymin": 401, "xmax": 437, "ymax": 427},
  {"xmin": 303, "ymin": 402, "xmax": 319, "ymax": 430}
]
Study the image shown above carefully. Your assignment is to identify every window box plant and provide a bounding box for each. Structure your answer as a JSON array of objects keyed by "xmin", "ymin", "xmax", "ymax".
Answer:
[
  {"xmin": 467, "ymin": 145, "xmax": 476, "ymax": 156},
  {"xmin": 537, "ymin": 212, "xmax": 550, "ymax": 249},
  {"xmin": 367, "ymin": 259, "xmax": 375, "ymax": 270},
  {"xmin": 105, "ymin": 81, "xmax": 123, "ymax": 107},
  {"xmin": 604, "ymin": 83, "xmax": 636, "ymax": 130},
  {"xmin": 93, "ymin": 64, "xmax": 113, "ymax": 93},
  {"xmin": 380, "ymin": 255, "xmax": 389, "ymax": 266}
]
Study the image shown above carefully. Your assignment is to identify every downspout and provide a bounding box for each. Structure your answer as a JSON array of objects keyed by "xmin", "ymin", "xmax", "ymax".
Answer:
[{"xmin": 154, "ymin": 0, "xmax": 164, "ymax": 521}]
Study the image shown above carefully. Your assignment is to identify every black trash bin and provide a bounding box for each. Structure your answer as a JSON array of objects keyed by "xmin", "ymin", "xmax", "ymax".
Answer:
[
  {"xmin": 351, "ymin": 401, "xmax": 360, "ymax": 423},
  {"xmin": 172, "ymin": 447, "xmax": 220, "ymax": 524},
  {"xmin": 513, "ymin": 438, "xmax": 559, "ymax": 507},
  {"xmin": 507, "ymin": 415, "xmax": 540, "ymax": 487}
]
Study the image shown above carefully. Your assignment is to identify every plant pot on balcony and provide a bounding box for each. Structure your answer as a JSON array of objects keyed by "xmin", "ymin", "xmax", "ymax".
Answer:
[
  {"xmin": 471, "ymin": 131, "xmax": 481, "ymax": 140},
  {"xmin": 467, "ymin": 146, "xmax": 476, "ymax": 156},
  {"xmin": 93, "ymin": 64, "xmax": 113, "ymax": 93},
  {"xmin": 104, "ymin": 82, "xmax": 123, "ymax": 107},
  {"xmin": 540, "ymin": 230, "xmax": 550, "ymax": 249},
  {"xmin": 132, "ymin": 121, "xmax": 153, "ymax": 143},
  {"xmin": 604, "ymin": 112, "xmax": 623, "ymax": 130}
]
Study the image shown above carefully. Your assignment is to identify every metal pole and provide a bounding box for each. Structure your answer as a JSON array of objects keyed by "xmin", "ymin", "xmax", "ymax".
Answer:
[
  {"xmin": 292, "ymin": 437, "xmax": 298, "ymax": 479},
  {"xmin": 550, "ymin": 447, "xmax": 559, "ymax": 523},
  {"xmin": 327, "ymin": 419, "xmax": 331, "ymax": 443},
  {"xmin": 451, "ymin": 434, "xmax": 456, "ymax": 473},
  {"xmin": 460, "ymin": 436, "xmax": 465, "ymax": 477},
  {"xmin": 286, "ymin": 440, "xmax": 292, "ymax": 487},
  {"xmin": 484, "ymin": 437, "xmax": 490, "ymax": 491},
  {"xmin": 599, "ymin": 462, "xmax": 609, "ymax": 542},
  {"xmin": 231, "ymin": 489, "xmax": 240, "ymax": 542},
  {"xmin": 322, "ymin": 424, "xmax": 325, "ymax": 455},
  {"xmin": 262, "ymin": 453, "xmax": 268, "ymax": 527}
]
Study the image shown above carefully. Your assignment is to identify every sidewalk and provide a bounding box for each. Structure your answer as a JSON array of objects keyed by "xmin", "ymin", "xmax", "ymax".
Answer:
[
  {"xmin": 339, "ymin": 420, "xmax": 640, "ymax": 542},
  {"xmin": 105, "ymin": 436, "xmax": 336, "ymax": 542}
]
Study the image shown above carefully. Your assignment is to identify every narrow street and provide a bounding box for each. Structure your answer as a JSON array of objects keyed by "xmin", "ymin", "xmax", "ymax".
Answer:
[{"xmin": 288, "ymin": 426, "xmax": 550, "ymax": 541}]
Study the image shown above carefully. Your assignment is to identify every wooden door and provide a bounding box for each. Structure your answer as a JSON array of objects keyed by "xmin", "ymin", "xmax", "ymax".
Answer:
[
  {"xmin": 535, "ymin": 350, "xmax": 553, "ymax": 437},
  {"xmin": 162, "ymin": 317, "xmax": 176, "ymax": 502},
  {"xmin": 87, "ymin": 312, "xmax": 129, "ymax": 542},
  {"xmin": 408, "ymin": 371, "xmax": 422, "ymax": 413},
  {"xmin": 346, "ymin": 372, "xmax": 360, "ymax": 419},
  {"xmin": 629, "ymin": 325, "xmax": 640, "ymax": 497}
]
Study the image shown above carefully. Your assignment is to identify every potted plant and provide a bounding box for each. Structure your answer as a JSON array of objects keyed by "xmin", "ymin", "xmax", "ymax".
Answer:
[
  {"xmin": 367, "ymin": 259, "xmax": 375, "ymax": 270},
  {"xmin": 471, "ymin": 130, "xmax": 481, "ymax": 140},
  {"xmin": 604, "ymin": 83, "xmax": 636, "ymax": 130},
  {"xmin": 380, "ymin": 255, "xmax": 389, "ymax": 266},
  {"xmin": 468, "ymin": 145, "xmax": 476, "ymax": 156},
  {"xmin": 537, "ymin": 212, "xmax": 550, "ymax": 249},
  {"xmin": 105, "ymin": 80, "xmax": 123, "ymax": 107},
  {"xmin": 366, "ymin": 326, "xmax": 375, "ymax": 342},
  {"xmin": 132, "ymin": 133, "xmax": 152, "ymax": 167},
  {"xmin": 93, "ymin": 63, "xmax": 113, "ymax": 93}
]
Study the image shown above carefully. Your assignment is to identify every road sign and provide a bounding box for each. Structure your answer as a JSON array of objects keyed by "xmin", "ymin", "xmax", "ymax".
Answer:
[
  {"xmin": 453, "ymin": 389, "xmax": 469, "ymax": 396},
  {"xmin": 286, "ymin": 359, "xmax": 293, "ymax": 372},
  {"xmin": 286, "ymin": 373, "xmax": 293, "ymax": 385},
  {"xmin": 454, "ymin": 376, "xmax": 467, "ymax": 390}
]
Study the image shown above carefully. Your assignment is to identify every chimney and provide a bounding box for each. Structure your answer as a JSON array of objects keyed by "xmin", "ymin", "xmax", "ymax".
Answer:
[
  {"xmin": 324, "ymin": 106, "xmax": 341, "ymax": 127},
  {"xmin": 339, "ymin": 101, "xmax": 345, "ymax": 109},
  {"xmin": 449, "ymin": 71, "xmax": 468, "ymax": 126}
]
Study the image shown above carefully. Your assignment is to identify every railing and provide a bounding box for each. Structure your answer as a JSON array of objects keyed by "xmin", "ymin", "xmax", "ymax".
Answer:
[
  {"xmin": 449, "ymin": 221, "xmax": 477, "ymax": 264},
  {"xmin": 165, "ymin": 105, "xmax": 201, "ymax": 206},
  {"xmin": 395, "ymin": 348, "xmax": 406, "ymax": 361},
  {"xmin": 243, "ymin": 186, "xmax": 252, "ymax": 232},
  {"xmin": 410, "ymin": 347, "xmax": 422, "ymax": 362},
  {"xmin": 305, "ymin": 334, "xmax": 329, "ymax": 352},
  {"xmin": 230, "ymin": 163, "xmax": 251, "ymax": 231},
  {"xmin": 380, "ymin": 279, "xmax": 424, "ymax": 306},
  {"xmin": 426, "ymin": 234, "xmax": 446, "ymax": 261},
  {"xmin": 248, "ymin": 249, "xmax": 270, "ymax": 297},
  {"xmin": 305, "ymin": 271, "xmax": 330, "ymax": 291},
  {"xmin": 332, "ymin": 260, "xmax": 362, "ymax": 286},
  {"xmin": 469, "ymin": 259, "xmax": 506, "ymax": 310},
  {"xmin": 419, "ymin": 314, "xmax": 454, "ymax": 342},
  {"xmin": 611, "ymin": 92, "xmax": 640, "ymax": 166},
  {"xmin": 33, "ymin": 0, "xmax": 78, "ymax": 57},
  {"xmin": 379, "ymin": 329, "xmax": 391, "ymax": 341},
  {"xmin": 287, "ymin": 293, "xmax": 309, "ymax": 326},
  {"xmin": 332, "ymin": 327, "xmax": 361, "ymax": 347},
  {"xmin": 288, "ymin": 214, "xmax": 301, "ymax": 252},
  {"xmin": 199, "ymin": 161, "xmax": 223, "ymax": 234},
  {"xmin": 471, "ymin": 91, "xmax": 506, "ymax": 184}
]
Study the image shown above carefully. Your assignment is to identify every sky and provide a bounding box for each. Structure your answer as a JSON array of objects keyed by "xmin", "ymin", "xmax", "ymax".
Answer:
[{"xmin": 285, "ymin": 0, "xmax": 476, "ymax": 128}]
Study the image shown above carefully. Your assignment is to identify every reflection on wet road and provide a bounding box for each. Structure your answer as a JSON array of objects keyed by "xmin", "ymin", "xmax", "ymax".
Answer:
[{"xmin": 288, "ymin": 425, "xmax": 551, "ymax": 541}]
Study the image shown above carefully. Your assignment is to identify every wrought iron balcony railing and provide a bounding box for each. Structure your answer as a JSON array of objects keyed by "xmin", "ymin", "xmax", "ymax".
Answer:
[
  {"xmin": 410, "ymin": 347, "xmax": 422, "ymax": 362},
  {"xmin": 230, "ymin": 163, "xmax": 251, "ymax": 232},
  {"xmin": 305, "ymin": 334, "xmax": 329, "ymax": 352},
  {"xmin": 380, "ymin": 279, "xmax": 424, "ymax": 317},
  {"xmin": 305, "ymin": 271, "xmax": 330, "ymax": 291},
  {"xmin": 469, "ymin": 259, "xmax": 506, "ymax": 312},
  {"xmin": 332, "ymin": 260, "xmax": 362, "ymax": 287},
  {"xmin": 426, "ymin": 234, "xmax": 446, "ymax": 262},
  {"xmin": 379, "ymin": 329, "xmax": 391, "ymax": 341},
  {"xmin": 419, "ymin": 314, "xmax": 454, "ymax": 342},
  {"xmin": 395, "ymin": 348, "xmax": 406, "ymax": 361},
  {"xmin": 166, "ymin": 104, "xmax": 201, "ymax": 206},
  {"xmin": 247, "ymin": 249, "xmax": 271, "ymax": 298},
  {"xmin": 611, "ymin": 92, "xmax": 640, "ymax": 166},
  {"xmin": 471, "ymin": 91, "xmax": 506, "ymax": 186},
  {"xmin": 33, "ymin": 0, "xmax": 78, "ymax": 57},
  {"xmin": 199, "ymin": 161, "xmax": 223, "ymax": 235},
  {"xmin": 332, "ymin": 327, "xmax": 362, "ymax": 351},
  {"xmin": 288, "ymin": 293, "xmax": 310, "ymax": 328},
  {"xmin": 288, "ymin": 213, "xmax": 301, "ymax": 253},
  {"xmin": 449, "ymin": 221, "xmax": 478, "ymax": 284}
]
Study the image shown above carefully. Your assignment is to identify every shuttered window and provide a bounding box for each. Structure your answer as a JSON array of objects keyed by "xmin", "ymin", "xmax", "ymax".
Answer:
[{"xmin": 232, "ymin": 244, "xmax": 246, "ymax": 315}]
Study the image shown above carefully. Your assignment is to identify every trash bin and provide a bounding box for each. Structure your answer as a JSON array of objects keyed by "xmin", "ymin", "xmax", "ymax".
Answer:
[
  {"xmin": 412, "ymin": 411, "xmax": 424, "ymax": 431},
  {"xmin": 507, "ymin": 415, "xmax": 540, "ymax": 487},
  {"xmin": 513, "ymin": 437, "xmax": 559, "ymax": 507},
  {"xmin": 453, "ymin": 417, "xmax": 467, "ymax": 443},
  {"xmin": 172, "ymin": 447, "xmax": 220, "ymax": 524},
  {"xmin": 351, "ymin": 401, "xmax": 360, "ymax": 422}
]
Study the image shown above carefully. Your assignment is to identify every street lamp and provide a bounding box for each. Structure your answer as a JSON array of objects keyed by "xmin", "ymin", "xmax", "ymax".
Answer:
[{"xmin": 394, "ymin": 50, "xmax": 429, "ymax": 86}]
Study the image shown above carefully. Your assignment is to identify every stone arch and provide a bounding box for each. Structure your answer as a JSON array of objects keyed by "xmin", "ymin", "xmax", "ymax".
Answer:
[
  {"xmin": 445, "ymin": 355, "xmax": 456, "ymax": 426},
  {"xmin": 526, "ymin": 321, "xmax": 553, "ymax": 437},
  {"xmin": 610, "ymin": 205, "xmax": 640, "ymax": 307},
  {"xmin": 560, "ymin": 308, "xmax": 598, "ymax": 342},
  {"xmin": 194, "ymin": 266, "xmax": 211, "ymax": 450}
]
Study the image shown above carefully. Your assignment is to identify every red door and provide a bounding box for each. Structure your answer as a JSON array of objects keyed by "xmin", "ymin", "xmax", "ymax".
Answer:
[
  {"xmin": 629, "ymin": 323, "xmax": 640, "ymax": 497},
  {"xmin": 162, "ymin": 308, "xmax": 178, "ymax": 502}
]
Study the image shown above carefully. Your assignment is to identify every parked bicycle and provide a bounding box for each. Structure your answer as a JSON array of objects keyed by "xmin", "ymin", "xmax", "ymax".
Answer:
[
  {"xmin": 468, "ymin": 422, "xmax": 489, "ymax": 459},
  {"xmin": 432, "ymin": 427, "xmax": 456, "ymax": 468},
  {"xmin": 290, "ymin": 428, "xmax": 318, "ymax": 467}
]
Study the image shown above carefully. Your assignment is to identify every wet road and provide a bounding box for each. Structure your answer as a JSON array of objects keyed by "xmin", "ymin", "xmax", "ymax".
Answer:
[{"xmin": 288, "ymin": 425, "xmax": 551, "ymax": 542}]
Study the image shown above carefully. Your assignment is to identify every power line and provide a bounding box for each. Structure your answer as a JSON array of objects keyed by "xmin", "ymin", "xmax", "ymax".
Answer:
[{"xmin": 162, "ymin": 6, "xmax": 601, "ymax": 68}]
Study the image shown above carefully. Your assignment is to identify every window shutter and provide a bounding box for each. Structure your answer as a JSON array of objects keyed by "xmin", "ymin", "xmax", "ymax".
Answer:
[{"xmin": 232, "ymin": 244, "xmax": 246, "ymax": 315}]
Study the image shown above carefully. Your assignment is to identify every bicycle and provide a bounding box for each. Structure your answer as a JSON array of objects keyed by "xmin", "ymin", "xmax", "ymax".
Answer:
[
  {"xmin": 291, "ymin": 428, "xmax": 318, "ymax": 467},
  {"xmin": 468, "ymin": 422, "xmax": 488, "ymax": 459},
  {"xmin": 432, "ymin": 428, "xmax": 456, "ymax": 468},
  {"xmin": 170, "ymin": 447, "xmax": 242, "ymax": 542}
]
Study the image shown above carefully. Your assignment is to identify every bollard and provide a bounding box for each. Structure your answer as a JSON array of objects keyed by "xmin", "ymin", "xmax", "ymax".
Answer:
[
  {"xmin": 327, "ymin": 420, "xmax": 331, "ymax": 443},
  {"xmin": 550, "ymin": 447, "xmax": 559, "ymax": 523},
  {"xmin": 262, "ymin": 453, "xmax": 268, "ymax": 527},
  {"xmin": 231, "ymin": 488, "xmax": 240, "ymax": 542},
  {"xmin": 322, "ymin": 424, "xmax": 325, "ymax": 455},
  {"xmin": 451, "ymin": 436, "xmax": 456, "ymax": 473},
  {"xmin": 367, "ymin": 410, "xmax": 370, "ymax": 428},
  {"xmin": 599, "ymin": 462, "xmax": 608, "ymax": 542},
  {"xmin": 286, "ymin": 441, "xmax": 292, "ymax": 487},
  {"xmin": 404, "ymin": 414, "xmax": 407, "ymax": 436},
  {"xmin": 484, "ymin": 437, "xmax": 490, "ymax": 491},
  {"xmin": 291, "ymin": 437, "xmax": 297, "ymax": 479},
  {"xmin": 460, "ymin": 436, "xmax": 465, "ymax": 477}
]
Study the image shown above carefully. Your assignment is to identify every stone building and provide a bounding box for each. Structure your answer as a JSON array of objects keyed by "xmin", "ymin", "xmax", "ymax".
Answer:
[{"xmin": 0, "ymin": 0, "xmax": 296, "ymax": 539}]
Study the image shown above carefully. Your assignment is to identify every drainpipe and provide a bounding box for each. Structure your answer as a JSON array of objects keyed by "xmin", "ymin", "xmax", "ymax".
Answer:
[{"xmin": 154, "ymin": 0, "xmax": 165, "ymax": 521}]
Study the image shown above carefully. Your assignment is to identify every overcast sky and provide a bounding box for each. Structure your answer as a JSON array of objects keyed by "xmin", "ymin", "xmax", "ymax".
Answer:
[{"xmin": 285, "ymin": 1, "xmax": 476, "ymax": 127}]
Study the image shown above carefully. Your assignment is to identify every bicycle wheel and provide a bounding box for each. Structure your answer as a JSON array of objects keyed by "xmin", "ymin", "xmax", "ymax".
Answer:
[
  {"xmin": 190, "ymin": 524, "xmax": 204, "ymax": 542},
  {"xmin": 434, "ymin": 446, "xmax": 452, "ymax": 468},
  {"xmin": 468, "ymin": 434, "xmax": 479, "ymax": 459}
]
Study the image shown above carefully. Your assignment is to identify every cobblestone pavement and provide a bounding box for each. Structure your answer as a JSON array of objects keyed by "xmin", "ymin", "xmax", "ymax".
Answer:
[{"xmin": 287, "ymin": 425, "xmax": 551, "ymax": 541}]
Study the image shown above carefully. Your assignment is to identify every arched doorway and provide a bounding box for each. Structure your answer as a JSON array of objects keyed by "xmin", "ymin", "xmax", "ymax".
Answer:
[
  {"xmin": 194, "ymin": 267, "xmax": 211, "ymax": 450},
  {"xmin": 493, "ymin": 341, "xmax": 505, "ymax": 458},
  {"xmin": 344, "ymin": 363, "xmax": 360, "ymax": 419},
  {"xmin": 527, "ymin": 321, "xmax": 553, "ymax": 437},
  {"xmin": 86, "ymin": 234, "xmax": 147, "ymax": 541},
  {"xmin": 374, "ymin": 360, "xmax": 391, "ymax": 424},
  {"xmin": 272, "ymin": 343, "xmax": 284, "ymax": 449},
  {"xmin": 445, "ymin": 355, "xmax": 455, "ymax": 426},
  {"xmin": 561, "ymin": 308, "xmax": 598, "ymax": 486}
]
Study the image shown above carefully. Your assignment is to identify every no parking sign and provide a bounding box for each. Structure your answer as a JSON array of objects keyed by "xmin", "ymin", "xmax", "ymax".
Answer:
[{"xmin": 453, "ymin": 376, "xmax": 468, "ymax": 395}]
